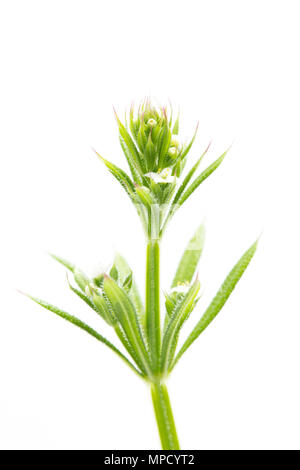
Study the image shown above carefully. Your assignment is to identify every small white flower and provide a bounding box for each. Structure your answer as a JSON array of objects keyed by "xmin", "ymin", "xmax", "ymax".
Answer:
[
  {"xmin": 171, "ymin": 135, "xmax": 181, "ymax": 148},
  {"xmin": 145, "ymin": 168, "xmax": 176, "ymax": 184},
  {"xmin": 147, "ymin": 118, "xmax": 157, "ymax": 128},
  {"xmin": 168, "ymin": 146, "xmax": 178, "ymax": 159},
  {"xmin": 170, "ymin": 282, "xmax": 191, "ymax": 294}
]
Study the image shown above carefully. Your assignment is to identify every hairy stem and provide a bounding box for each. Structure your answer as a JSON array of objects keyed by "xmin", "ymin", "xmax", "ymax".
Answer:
[
  {"xmin": 146, "ymin": 238, "xmax": 161, "ymax": 373},
  {"xmin": 151, "ymin": 382, "xmax": 180, "ymax": 450}
]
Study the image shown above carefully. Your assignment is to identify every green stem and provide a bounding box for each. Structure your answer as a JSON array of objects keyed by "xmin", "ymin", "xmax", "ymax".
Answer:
[
  {"xmin": 151, "ymin": 382, "xmax": 180, "ymax": 450},
  {"xmin": 146, "ymin": 238, "xmax": 161, "ymax": 372}
]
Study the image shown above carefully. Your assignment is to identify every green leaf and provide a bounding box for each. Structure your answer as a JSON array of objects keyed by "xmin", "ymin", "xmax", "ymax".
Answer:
[
  {"xmin": 172, "ymin": 240, "xmax": 258, "ymax": 368},
  {"xmin": 103, "ymin": 277, "xmax": 152, "ymax": 377},
  {"xmin": 180, "ymin": 123, "xmax": 199, "ymax": 159},
  {"xmin": 73, "ymin": 268, "xmax": 90, "ymax": 292},
  {"xmin": 161, "ymin": 279, "xmax": 200, "ymax": 375},
  {"xmin": 113, "ymin": 322, "xmax": 148, "ymax": 376},
  {"xmin": 172, "ymin": 142, "xmax": 211, "ymax": 206},
  {"xmin": 49, "ymin": 253, "xmax": 75, "ymax": 273},
  {"xmin": 94, "ymin": 150, "xmax": 136, "ymax": 200},
  {"xmin": 119, "ymin": 135, "xmax": 143, "ymax": 184},
  {"xmin": 129, "ymin": 104, "xmax": 139, "ymax": 139},
  {"xmin": 158, "ymin": 126, "xmax": 172, "ymax": 168},
  {"xmin": 135, "ymin": 185, "xmax": 155, "ymax": 210},
  {"xmin": 172, "ymin": 113, "xmax": 179, "ymax": 135},
  {"xmin": 27, "ymin": 295, "xmax": 144, "ymax": 377},
  {"xmin": 163, "ymin": 291, "xmax": 185, "ymax": 333},
  {"xmin": 137, "ymin": 121, "xmax": 147, "ymax": 154},
  {"xmin": 123, "ymin": 271, "xmax": 133, "ymax": 291},
  {"xmin": 66, "ymin": 275, "xmax": 98, "ymax": 312},
  {"xmin": 109, "ymin": 264, "xmax": 119, "ymax": 282},
  {"xmin": 160, "ymin": 144, "xmax": 211, "ymax": 236},
  {"xmin": 49, "ymin": 253, "xmax": 90, "ymax": 293},
  {"xmin": 172, "ymin": 224, "xmax": 205, "ymax": 287},
  {"xmin": 92, "ymin": 293, "xmax": 116, "ymax": 325},
  {"xmin": 93, "ymin": 272, "xmax": 104, "ymax": 287},
  {"xmin": 164, "ymin": 292, "xmax": 178, "ymax": 317},
  {"xmin": 115, "ymin": 111, "xmax": 145, "ymax": 176},
  {"xmin": 113, "ymin": 253, "xmax": 145, "ymax": 318},
  {"xmin": 66, "ymin": 275, "xmax": 115, "ymax": 326},
  {"xmin": 178, "ymin": 148, "xmax": 229, "ymax": 206},
  {"xmin": 113, "ymin": 253, "xmax": 131, "ymax": 284},
  {"xmin": 144, "ymin": 134, "xmax": 156, "ymax": 171}
]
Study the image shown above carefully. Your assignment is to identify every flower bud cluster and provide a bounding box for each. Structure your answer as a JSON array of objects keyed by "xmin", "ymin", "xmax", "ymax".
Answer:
[{"xmin": 128, "ymin": 99, "xmax": 184, "ymax": 176}]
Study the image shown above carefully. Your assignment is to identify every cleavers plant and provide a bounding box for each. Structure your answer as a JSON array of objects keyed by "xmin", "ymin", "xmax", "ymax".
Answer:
[{"xmin": 26, "ymin": 99, "xmax": 257, "ymax": 450}]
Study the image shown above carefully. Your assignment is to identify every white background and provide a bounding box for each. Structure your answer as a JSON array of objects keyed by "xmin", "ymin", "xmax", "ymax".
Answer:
[{"xmin": 1, "ymin": 0, "xmax": 300, "ymax": 450}]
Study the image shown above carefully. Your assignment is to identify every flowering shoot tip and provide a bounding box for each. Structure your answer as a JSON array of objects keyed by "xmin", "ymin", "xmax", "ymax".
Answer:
[{"xmin": 25, "ymin": 97, "xmax": 256, "ymax": 451}]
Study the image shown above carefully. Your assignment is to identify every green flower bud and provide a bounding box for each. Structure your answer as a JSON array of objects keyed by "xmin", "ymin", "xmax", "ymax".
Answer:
[
  {"xmin": 168, "ymin": 147, "xmax": 178, "ymax": 159},
  {"xmin": 120, "ymin": 99, "xmax": 197, "ymax": 180}
]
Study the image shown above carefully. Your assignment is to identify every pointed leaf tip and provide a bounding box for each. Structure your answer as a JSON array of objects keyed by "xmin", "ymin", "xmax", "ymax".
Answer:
[
  {"xmin": 113, "ymin": 106, "xmax": 121, "ymax": 122},
  {"xmin": 49, "ymin": 253, "xmax": 75, "ymax": 273},
  {"xmin": 17, "ymin": 289, "xmax": 27, "ymax": 297}
]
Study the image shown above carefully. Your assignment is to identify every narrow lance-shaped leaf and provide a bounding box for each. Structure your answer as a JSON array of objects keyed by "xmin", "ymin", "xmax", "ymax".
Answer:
[
  {"xmin": 144, "ymin": 133, "xmax": 156, "ymax": 172},
  {"xmin": 172, "ymin": 240, "xmax": 258, "ymax": 368},
  {"xmin": 103, "ymin": 276, "xmax": 152, "ymax": 378},
  {"xmin": 129, "ymin": 104, "xmax": 139, "ymax": 139},
  {"xmin": 67, "ymin": 275, "xmax": 115, "ymax": 326},
  {"xmin": 137, "ymin": 119, "xmax": 148, "ymax": 155},
  {"xmin": 158, "ymin": 125, "xmax": 172, "ymax": 168},
  {"xmin": 109, "ymin": 264, "xmax": 119, "ymax": 282},
  {"xmin": 172, "ymin": 113, "xmax": 179, "ymax": 135},
  {"xmin": 178, "ymin": 148, "xmax": 229, "ymax": 207},
  {"xmin": 172, "ymin": 224, "xmax": 205, "ymax": 287},
  {"xmin": 110, "ymin": 253, "xmax": 147, "ymax": 342},
  {"xmin": 172, "ymin": 142, "xmax": 211, "ymax": 206},
  {"xmin": 180, "ymin": 122, "xmax": 199, "ymax": 160},
  {"xmin": 161, "ymin": 279, "xmax": 200, "ymax": 376},
  {"xmin": 115, "ymin": 110, "xmax": 145, "ymax": 177},
  {"xmin": 119, "ymin": 136, "xmax": 143, "ymax": 184},
  {"xmin": 66, "ymin": 275, "xmax": 99, "ymax": 314},
  {"xmin": 164, "ymin": 292, "xmax": 178, "ymax": 317},
  {"xmin": 114, "ymin": 253, "xmax": 145, "ymax": 318},
  {"xmin": 113, "ymin": 322, "xmax": 148, "ymax": 376},
  {"xmin": 92, "ymin": 293, "xmax": 116, "ymax": 325},
  {"xmin": 160, "ymin": 144, "xmax": 211, "ymax": 236},
  {"xmin": 135, "ymin": 185, "xmax": 156, "ymax": 211},
  {"xmin": 49, "ymin": 253, "xmax": 75, "ymax": 273},
  {"xmin": 26, "ymin": 294, "xmax": 144, "ymax": 377},
  {"xmin": 93, "ymin": 149, "xmax": 136, "ymax": 200},
  {"xmin": 123, "ymin": 272, "xmax": 133, "ymax": 290},
  {"xmin": 49, "ymin": 253, "xmax": 90, "ymax": 293}
]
